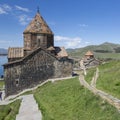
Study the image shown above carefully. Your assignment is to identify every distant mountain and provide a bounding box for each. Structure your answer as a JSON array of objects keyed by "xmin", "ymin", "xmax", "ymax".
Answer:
[
  {"xmin": 0, "ymin": 48, "xmax": 8, "ymax": 55},
  {"xmin": 93, "ymin": 42, "xmax": 120, "ymax": 53},
  {"xmin": 67, "ymin": 42, "xmax": 120, "ymax": 60}
]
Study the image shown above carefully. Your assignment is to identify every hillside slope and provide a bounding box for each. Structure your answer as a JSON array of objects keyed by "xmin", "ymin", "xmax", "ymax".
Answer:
[
  {"xmin": 67, "ymin": 42, "xmax": 120, "ymax": 59},
  {"xmin": 34, "ymin": 77, "xmax": 120, "ymax": 120},
  {"xmin": 0, "ymin": 48, "xmax": 8, "ymax": 55},
  {"xmin": 97, "ymin": 61, "xmax": 120, "ymax": 99}
]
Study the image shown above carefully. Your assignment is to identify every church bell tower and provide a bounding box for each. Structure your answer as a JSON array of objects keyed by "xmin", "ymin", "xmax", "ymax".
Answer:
[{"xmin": 23, "ymin": 10, "xmax": 54, "ymax": 55}]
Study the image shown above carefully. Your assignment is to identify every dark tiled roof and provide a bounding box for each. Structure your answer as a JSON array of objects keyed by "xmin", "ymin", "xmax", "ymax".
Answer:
[
  {"xmin": 55, "ymin": 47, "xmax": 68, "ymax": 58},
  {"xmin": 47, "ymin": 46, "xmax": 68, "ymax": 58},
  {"xmin": 24, "ymin": 12, "xmax": 53, "ymax": 34}
]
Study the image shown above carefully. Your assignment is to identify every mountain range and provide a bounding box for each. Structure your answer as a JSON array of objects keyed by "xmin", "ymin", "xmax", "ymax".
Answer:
[
  {"xmin": 67, "ymin": 42, "xmax": 120, "ymax": 60},
  {"xmin": 0, "ymin": 48, "xmax": 8, "ymax": 55}
]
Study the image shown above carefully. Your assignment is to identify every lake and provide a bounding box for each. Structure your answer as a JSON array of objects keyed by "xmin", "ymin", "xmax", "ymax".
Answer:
[{"xmin": 0, "ymin": 56, "xmax": 7, "ymax": 76}]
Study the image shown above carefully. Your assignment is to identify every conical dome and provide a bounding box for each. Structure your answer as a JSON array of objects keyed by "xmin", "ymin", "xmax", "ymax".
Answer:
[
  {"xmin": 24, "ymin": 12, "xmax": 53, "ymax": 34},
  {"xmin": 85, "ymin": 50, "xmax": 94, "ymax": 56}
]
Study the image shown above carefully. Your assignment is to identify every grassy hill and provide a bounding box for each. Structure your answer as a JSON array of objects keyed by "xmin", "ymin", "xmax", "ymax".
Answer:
[
  {"xmin": 85, "ymin": 60, "xmax": 120, "ymax": 99},
  {"xmin": 96, "ymin": 60, "xmax": 120, "ymax": 99},
  {"xmin": 33, "ymin": 77, "xmax": 120, "ymax": 120},
  {"xmin": 67, "ymin": 42, "xmax": 120, "ymax": 60}
]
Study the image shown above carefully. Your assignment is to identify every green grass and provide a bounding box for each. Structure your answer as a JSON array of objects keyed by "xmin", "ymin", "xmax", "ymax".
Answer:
[
  {"xmin": 34, "ymin": 77, "xmax": 120, "ymax": 120},
  {"xmin": 85, "ymin": 67, "xmax": 96, "ymax": 84},
  {"xmin": 0, "ymin": 99, "xmax": 21, "ymax": 120},
  {"xmin": 96, "ymin": 60, "xmax": 120, "ymax": 99},
  {"xmin": 0, "ymin": 80, "xmax": 4, "ymax": 90},
  {"xmin": 94, "ymin": 53, "xmax": 120, "ymax": 60}
]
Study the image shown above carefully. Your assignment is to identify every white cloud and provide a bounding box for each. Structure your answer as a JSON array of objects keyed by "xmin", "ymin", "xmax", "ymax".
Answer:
[
  {"xmin": 15, "ymin": 5, "xmax": 30, "ymax": 12},
  {"xmin": 14, "ymin": 5, "xmax": 31, "ymax": 25},
  {"xmin": 78, "ymin": 24, "xmax": 88, "ymax": 27},
  {"xmin": 66, "ymin": 37, "xmax": 81, "ymax": 48},
  {"xmin": 0, "ymin": 4, "xmax": 12, "ymax": 14},
  {"xmin": 55, "ymin": 35, "xmax": 82, "ymax": 48},
  {"xmin": 18, "ymin": 14, "xmax": 32, "ymax": 25},
  {"xmin": 0, "ymin": 4, "xmax": 31, "ymax": 26},
  {"xmin": 3, "ymin": 4, "xmax": 12, "ymax": 11},
  {"xmin": 0, "ymin": 7, "xmax": 6, "ymax": 14},
  {"xmin": 55, "ymin": 36, "xmax": 71, "ymax": 41},
  {"xmin": 85, "ymin": 41, "xmax": 90, "ymax": 44}
]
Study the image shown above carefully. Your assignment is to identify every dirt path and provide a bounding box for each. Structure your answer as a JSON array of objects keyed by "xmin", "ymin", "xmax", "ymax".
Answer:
[
  {"xmin": 79, "ymin": 72, "xmax": 120, "ymax": 111},
  {"xmin": 90, "ymin": 67, "xmax": 99, "ymax": 87}
]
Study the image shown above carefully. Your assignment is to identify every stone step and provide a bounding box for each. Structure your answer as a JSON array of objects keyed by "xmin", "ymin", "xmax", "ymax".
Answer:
[
  {"xmin": 16, "ymin": 112, "xmax": 42, "ymax": 120},
  {"xmin": 16, "ymin": 94, "xmax": 42, "ymax": 120}
]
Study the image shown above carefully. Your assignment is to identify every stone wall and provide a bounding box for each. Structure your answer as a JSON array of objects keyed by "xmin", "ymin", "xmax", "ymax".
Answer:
[
  {"xmin": 24, "ymin": 33, "xmax": 31, "ymax": 50},
  {"xmin": 24, "ymin": 33, "xmax": 54, "ymax": 53},
  {"xmin": 54, "ymin": 58, "xmax": 73, "ymax": 78},
  {"xmin": 4, "ymin": 49, "xmax": 73, "ymax": 96}
]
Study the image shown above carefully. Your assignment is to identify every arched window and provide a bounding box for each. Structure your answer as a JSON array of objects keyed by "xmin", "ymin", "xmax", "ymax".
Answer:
[{"xmin": 15, "ymin": 79, "xmax": 19, "ymax": 87}]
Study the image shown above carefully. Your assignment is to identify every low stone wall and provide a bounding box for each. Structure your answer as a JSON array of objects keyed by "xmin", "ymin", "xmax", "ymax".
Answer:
[{"xmin": 0, "ymin": 76, "xmax": 73, "ymax": 105}]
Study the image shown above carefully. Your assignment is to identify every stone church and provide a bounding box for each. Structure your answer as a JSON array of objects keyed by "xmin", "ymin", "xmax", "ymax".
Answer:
[{"xmin": 3, "ymin": 11, "xmax": 73, "ymax": 96}]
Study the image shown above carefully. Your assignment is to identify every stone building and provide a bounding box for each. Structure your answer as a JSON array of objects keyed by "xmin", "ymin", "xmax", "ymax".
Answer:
[
  {"xmin": 85, "ymin": 50, "xmax": 94, "ymax": 59},
  {"xmin": 3, "ymin": 11, "xmax": 73, "ymax": 96},
  {"xmin": 80, "ymin": 50, "xmax": 100, "ymax": 69}
]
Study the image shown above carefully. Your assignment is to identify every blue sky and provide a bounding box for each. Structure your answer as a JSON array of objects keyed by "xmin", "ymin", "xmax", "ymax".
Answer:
[{"xmin": 0, "ymin": 0, "xmax": 120, "ymax": 49}]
